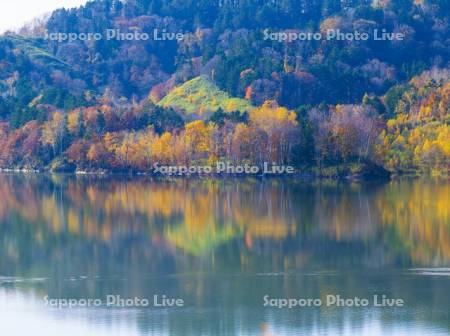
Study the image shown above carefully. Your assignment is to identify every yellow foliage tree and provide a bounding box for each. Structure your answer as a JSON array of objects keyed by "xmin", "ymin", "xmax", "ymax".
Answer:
[
  {"xmin": 249, "ymin": 100, "xmax": 298, "ymax": 163},
  {"xmin": 185, "ymin": 120, "xmax": 210, "ymax": 162}
]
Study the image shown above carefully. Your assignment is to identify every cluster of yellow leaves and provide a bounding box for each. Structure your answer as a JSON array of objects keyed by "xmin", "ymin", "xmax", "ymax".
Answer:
[
  {"xmin": 41, "ymin": 112, "xmax": 65, "ymax": 153},
  {"xmin": 377, "ymin": 81, "xmax": 450, "ymax": 173},
  {"xmin": 250, "ymin": 100, "xmax": 298, "ymax": 132},
  {"xmin": 376, "ymin": 77, "xmax": 450, "ymax": 174},
  {"xmin": 378, "ymin": 124, "xmax": 450, "ymax": 173}
]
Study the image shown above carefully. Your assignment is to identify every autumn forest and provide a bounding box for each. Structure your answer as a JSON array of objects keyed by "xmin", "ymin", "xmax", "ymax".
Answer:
[{"xmin": 0, "ymin": 0, "xmax": 449, "ymax": 176}]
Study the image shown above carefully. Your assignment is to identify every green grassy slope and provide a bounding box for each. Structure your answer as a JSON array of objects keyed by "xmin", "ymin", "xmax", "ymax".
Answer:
[
  {"xmin": 0, "ymin": 35, "xmax": 69, "ymax": 69},
  {"xmin": 157, "ymin": 76, "xmax": 253, "ymax": 117}
]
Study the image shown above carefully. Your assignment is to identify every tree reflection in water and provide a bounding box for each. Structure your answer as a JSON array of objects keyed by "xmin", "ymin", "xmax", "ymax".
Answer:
[{"xmin": 0, "ymin": 175, "xmax": 449, "ymax": 335}]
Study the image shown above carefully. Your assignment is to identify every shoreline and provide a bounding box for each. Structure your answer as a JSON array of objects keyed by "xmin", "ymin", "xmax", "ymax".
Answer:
[
  {"xmin": 1, "ymin": 168, "xmax": 448, "ymax": 181},
  {"xmin": 0, "ymin": 166, "xmax": 394, "ymax": 181},
  {"xmin": 0, "ymin": 161, "xmax": 395, "ymax": 181}
]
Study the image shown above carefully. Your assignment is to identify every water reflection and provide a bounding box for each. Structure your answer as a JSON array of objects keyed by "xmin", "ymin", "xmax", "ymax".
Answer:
[{"xmin": 0, "ymin": 175, "xmax": 449, "ymax": 335}]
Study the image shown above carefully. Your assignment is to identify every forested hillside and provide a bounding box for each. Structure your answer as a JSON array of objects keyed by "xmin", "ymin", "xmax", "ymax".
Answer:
[{"xmin": 0, "ymin": 0, "xmax": 448, "ymax": 174}]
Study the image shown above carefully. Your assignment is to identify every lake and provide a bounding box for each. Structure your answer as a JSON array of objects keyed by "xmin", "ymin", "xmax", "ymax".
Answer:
[{"xmin": 0, "ymin": 175, "xmax": 449, "ymax": 335}]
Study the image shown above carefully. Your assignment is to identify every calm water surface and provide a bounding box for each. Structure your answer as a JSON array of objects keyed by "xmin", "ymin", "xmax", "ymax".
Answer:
[{"xmin": 0, "ymin": 175, "xmax": 449, "ymax": 335}]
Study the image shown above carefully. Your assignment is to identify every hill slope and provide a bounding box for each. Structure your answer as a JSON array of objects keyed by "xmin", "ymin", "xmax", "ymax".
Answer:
[
  {"xmin": 158, "ymin": 76, "xmax": 253, "ymax": 117},
  {"xmin": 0, "ymin": 35, "xmax": 69, "ymax": 69},
  {"xmin": 1, "ymin": 0, "xmax": 448, "ymax": 116}
]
